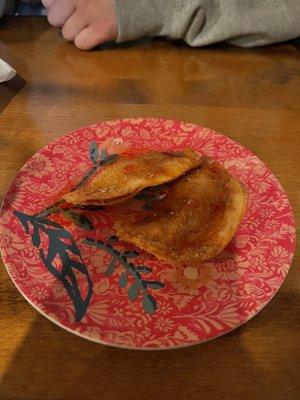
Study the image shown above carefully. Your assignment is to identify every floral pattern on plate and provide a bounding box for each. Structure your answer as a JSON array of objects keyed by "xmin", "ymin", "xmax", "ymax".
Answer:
[{"xmin": 0, "ymin": 118, "xmax": 296, "ymax": 349}]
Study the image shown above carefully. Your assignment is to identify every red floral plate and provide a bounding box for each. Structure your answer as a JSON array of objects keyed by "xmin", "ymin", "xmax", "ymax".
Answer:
[{"xmin": 0, "ymin": 118, "xmax": 296, "ymax": 350}]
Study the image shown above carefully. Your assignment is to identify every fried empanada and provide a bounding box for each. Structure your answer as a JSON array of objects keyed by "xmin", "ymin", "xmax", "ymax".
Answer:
[
  {"xmin": 62, "ymin": 149, "xmax": 202, "ymax": 205},
  {"xmin": 115, "ymin": 158, "xmax": 248, "ymax": 266}
]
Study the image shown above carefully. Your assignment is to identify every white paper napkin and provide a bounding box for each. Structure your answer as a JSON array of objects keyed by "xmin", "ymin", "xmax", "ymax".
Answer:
[{"xmin": 0, "ymin": 58, "xmax": 17, "ymax": 83}]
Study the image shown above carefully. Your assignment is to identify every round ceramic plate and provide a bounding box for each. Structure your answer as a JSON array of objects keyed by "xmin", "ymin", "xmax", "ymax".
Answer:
[{"xmin": 0, "ymin": 118, "xmax": 296, "ymax": 350}]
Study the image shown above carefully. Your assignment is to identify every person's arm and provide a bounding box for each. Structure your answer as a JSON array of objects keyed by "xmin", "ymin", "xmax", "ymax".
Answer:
[{"xmin": 115, "ymin": 0, "xmax": 300, "ymax": 47}]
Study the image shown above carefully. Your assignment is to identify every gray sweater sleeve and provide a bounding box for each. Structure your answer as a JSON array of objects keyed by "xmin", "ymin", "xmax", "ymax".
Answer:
[{"xmin": 114, "ymin": 0, "xmax": 300, "ymax": 47}]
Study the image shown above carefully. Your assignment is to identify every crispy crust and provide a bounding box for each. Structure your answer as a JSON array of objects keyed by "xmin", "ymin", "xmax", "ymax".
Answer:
[
  {"xmin": 115, "ymin": 159, "xmax": 248, "ymax": 266},
  {"xmin": 62, "ymin": 149, "xmax": 203, "ymax": 205}
]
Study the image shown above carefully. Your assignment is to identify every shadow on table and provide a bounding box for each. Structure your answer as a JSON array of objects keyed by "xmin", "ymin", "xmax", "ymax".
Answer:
[
  {"xmin": 0, "ymin": 74, "xmax": 26, "ymax": 115},
  {"xmin": 0, "ymin": 16, "xmax": 49, "ymax": 42},
  {"xmin": 99, "ymin": 36, "xmax": 300, "ymax": 52},
  {"xmin": 1, "ymin": 292, "xmax": 297, "ymax": 400},
  {"xmin": 0, "ymin": 316, "xmax": 245, "ymax": 400},
  {"xmin": 99, "ymin": 37, "xmax": 155, "ymax": 51}
]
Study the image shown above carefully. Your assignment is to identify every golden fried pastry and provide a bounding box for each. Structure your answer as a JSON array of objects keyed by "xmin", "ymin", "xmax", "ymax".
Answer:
[
  {"xmin": 115, "ymin": 158, "xmax": 248, "ymax": 266},
  {"xmin": 62, "ymin": 149, "xmax": 203, "ymax": 205}
]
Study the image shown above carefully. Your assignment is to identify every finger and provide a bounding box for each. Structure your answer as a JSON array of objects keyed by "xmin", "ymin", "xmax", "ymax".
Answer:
[
  {"xmin": 41, "ymin": 0, "xmax": 56, "ymax": 8},
  {"xmin": 74, "ymin": 24, "xmax": 111, "ymax": 51},
  {"xmin": 47, "ymin": 0, "xmax": 75, "ymax": 27},
  {"xmin": 62, "ymin": 11, "xmax": 88, "ymax": 42}
]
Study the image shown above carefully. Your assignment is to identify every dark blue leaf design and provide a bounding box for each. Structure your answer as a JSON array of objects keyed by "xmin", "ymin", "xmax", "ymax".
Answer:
[
  {"xmin": 77, "ymin": 214, "xmax": 93, "ymax": 231},
  {"xmin": 14, "ymin": 211, "xmax": 93, "ymax": 322},
  {"xmin": 107, "ymin": 235, "xmax": 119, "ymax": 244},
  {"xmin": 102, "ymin": 154, "xmax": 119, "ymax": 166},
  {"xmin": 84, "ymin": 238, "xmax": 165, "ymax": 314},
  {"xmin": 37, "ymin": 204, "xmax": 60, "ymax": 219},
  {"xmin": 136, "ymin": 266, "xmax": 152, "ymax": 274},
  {"xmin": 14, "ymin": 211, "xmax": 30, "ymax": 234},
  {"xmin": 63, "ymin": 211, "xmax": 94, "ymax": 231},
  {"xmin": 99, "ymin": 149, "xmax": 108, "ymax": 162},
  {"xmin": 142, "ymin": 294, "xmax": 157, "ymax": 314},
  {"xmin": 119, "ymin": 271, "xmax": 128, "ymax": 288},
  {"xmin": 105, "ymin": 259, "xmax": 117, "ymax": 276},
  {"xmin": 75, "ymin": 167, "xmax": 97, "ymax": 189},
  {"xmin": 89, "ymin": 141, "xmax": 99, "ymax": 164},
  {"xmin": 144, "ymin": 281, "xmax": 165, "ymax": 289},
  {"xmin": 13, "ymin": 144, "xmax": 122, "ymax": 321},
  {"xmin": 128, "ymin": 284, "xmax": 140, "ymax": 300},
  {"xmin": 32, "ymin": 224, "xmax": 41, "ymax": 247},
  {"xmin": 123, "ymin": 250, "xmax": 139, "ymax": 258}
]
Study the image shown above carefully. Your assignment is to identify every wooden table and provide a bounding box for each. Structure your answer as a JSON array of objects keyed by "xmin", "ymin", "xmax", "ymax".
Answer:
[{"xmin": 0, "ymin": 17, "xmax": 299, "ymax": 400}]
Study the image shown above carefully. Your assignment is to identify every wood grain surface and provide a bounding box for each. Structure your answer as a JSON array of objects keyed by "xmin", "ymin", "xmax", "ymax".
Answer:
[{"xmin": 0, "ymin": 17, "xmax": 299, "ymax": 400}]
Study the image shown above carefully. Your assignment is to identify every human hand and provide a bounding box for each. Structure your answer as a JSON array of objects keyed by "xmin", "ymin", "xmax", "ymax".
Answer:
[{"xmin": 41, "ymin": 0, "xmax": 118, "ymax": 50}]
